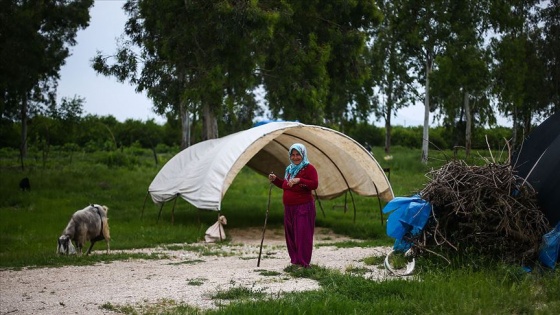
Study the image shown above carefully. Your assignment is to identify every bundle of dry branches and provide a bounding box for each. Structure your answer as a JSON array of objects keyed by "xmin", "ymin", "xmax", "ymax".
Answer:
[{"xmin": 419, "ymin": 160, "xmax": 550, "ymax": 264}]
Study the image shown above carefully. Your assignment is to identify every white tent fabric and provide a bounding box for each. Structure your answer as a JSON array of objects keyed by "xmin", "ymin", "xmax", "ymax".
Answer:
[{"xmin": 148, "ymin": 121, "xmax": 394, "ymax": 210}]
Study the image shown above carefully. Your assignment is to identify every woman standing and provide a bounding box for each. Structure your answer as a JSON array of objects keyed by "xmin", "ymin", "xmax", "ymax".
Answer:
[{"xmin": 268, "ymin": 143, "xmax": 319, "ymax": 268}]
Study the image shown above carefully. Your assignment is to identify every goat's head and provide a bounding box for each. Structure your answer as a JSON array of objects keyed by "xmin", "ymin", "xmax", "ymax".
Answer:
[{"xmin": 57, "ymin": 235, "xmax": 77, "ymax": 255}]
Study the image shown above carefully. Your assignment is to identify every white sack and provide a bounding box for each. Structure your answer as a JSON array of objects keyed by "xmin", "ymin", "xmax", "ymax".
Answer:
[{"xmin": 205, "ymin": 215, "xmax": 227, "ymax": 243}]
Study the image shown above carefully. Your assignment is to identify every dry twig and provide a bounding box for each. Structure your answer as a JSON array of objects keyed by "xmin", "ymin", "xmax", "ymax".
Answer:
[{"xmin": 418, "ymin": 160, "xmax": 550, "ymax": 265}]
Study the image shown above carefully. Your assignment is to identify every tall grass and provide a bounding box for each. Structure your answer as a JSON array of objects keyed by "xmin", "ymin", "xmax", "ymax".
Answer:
[{"xmin": 1, "ymin": 145, "xmax": 558, "ymax": 314}]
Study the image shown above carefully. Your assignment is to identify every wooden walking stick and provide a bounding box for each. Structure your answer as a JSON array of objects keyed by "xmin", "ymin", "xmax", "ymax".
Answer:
[{"xmin": 257, "ymin": 176, "xmax": 274, "ymax": 267}]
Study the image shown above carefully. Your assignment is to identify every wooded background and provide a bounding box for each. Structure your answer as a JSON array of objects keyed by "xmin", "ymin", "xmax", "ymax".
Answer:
[{"xmin": 1, "ymin": 0, "xmax": 558, "ymax": 162}]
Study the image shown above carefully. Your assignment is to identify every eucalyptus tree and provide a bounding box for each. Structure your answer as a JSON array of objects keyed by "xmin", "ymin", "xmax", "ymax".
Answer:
[
  {"xmin": 520, "ymin": 28, "xmax": 552, "ymax": 126},
  {"xmin": 261, "ymin": 0, "xmax": 382, "ymax": 126},
  {"xmin": 525, "ymin": 0, "xmax": 559, "ymax": 120},
  {"xmin": 431, "ymin": 45, "xmax": 492, "ymax": 156},
  {"xmin": 538, "ymin": 0, "xmax": 559, "ymax": 114},
  {"xmin": 488, "ymin": 0, "xmax": 541, "ymax": 146},
  {"xmin": 0, "ymin": 0, "xmax": 94, "ymax": 163},
  {"xmin": 391, "ymin": 0, "xmax": 453, "ymax": 163},
  {"xmin": 93, "ymin": 0, "xmax": 277, "ymax": 143},
  {"xmin": 368, "ymin": 0, "xmax": 416, "ymax": 154},
  {"xmin": 430, "ymin": 0, "xmax": 492, "ymax": 157}
]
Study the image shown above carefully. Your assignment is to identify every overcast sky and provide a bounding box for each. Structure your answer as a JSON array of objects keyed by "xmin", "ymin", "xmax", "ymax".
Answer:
[
  {"xmin": 57, "ymin": 0, "xmax": 162, "ymax": 123},
  {"xmin": 57, "ymin": 0, "xmax": 510, "ymax": 128}
]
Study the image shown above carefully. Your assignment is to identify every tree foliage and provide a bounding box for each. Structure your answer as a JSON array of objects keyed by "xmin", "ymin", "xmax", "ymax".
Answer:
[
  {"xmin": 262, "ymin": 0, "xmax": 382, "ymax": 126},
  {"xmin": 430, "ymin": 0, "xmax": 492, "ymax": 157},
  {"xmin": 390, "ymin": 0, "xmax": 454, "ymax": 163},
  {"xmin": 368, "ymin": 0, "xmax": 417, "ymax": 153},
  {"xmin": 93, "ymin": 0, "xmax": 277, "ymax": 141},
  {"xmin": 0, "ymin": 0, "xmax": 94, "ymax": 161},
  {"xmin": 2, "ymin": 0, "xmax": 557, "ymax": 158},
  {"xmin": 488, "ymin": 0, "xmax": 550, "ymax": 147},
  {"xmin": 538, "ymin": 0, "xmax": 560, "ymax": 113}
]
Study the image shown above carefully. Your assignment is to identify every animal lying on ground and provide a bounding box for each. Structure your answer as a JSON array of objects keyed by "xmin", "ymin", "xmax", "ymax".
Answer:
[
  {"xmin": 19, "ymin": 177, "xmax": 31, "ymax": 191},
  {"xmin": 57, "ymin": 204, "xmax": 111, "ymax": 255}
]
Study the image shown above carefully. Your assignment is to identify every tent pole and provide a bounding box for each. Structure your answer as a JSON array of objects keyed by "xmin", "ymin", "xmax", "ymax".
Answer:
[
  {"xmin": 171, "ymin": 196, "xmax": 178, "ymax": 225},
  {"xmin": 344, "ymin": 191, "xmax": 348, "ymax": 213},
  {"xmin": 218, "ymin": 212, "xmax": 223, "ymax": 242},
  {"xmin": 157, "ymin": 203, "xmax": 164, "ymax": 223},
  {"xmin": 377, "ymin": 197, "xmax": 384, "ymax": 227},
  {"xmin": 348, "ymin": 190, "xmax": 357, "ymax": 223},
  {"xmin": 372, "ymin": 181, "xmax": 384, "ymax": 227},
  {"xmin": 314, "ymin": 190, "xmax": 326, "ymax": 218},
  {"xmin": 141, "ymin": 191, "xmax": 148, "ymax": 219},
  {"xmin": 384, "ymin": 167, "xmax": 391, "ymax": 181}
]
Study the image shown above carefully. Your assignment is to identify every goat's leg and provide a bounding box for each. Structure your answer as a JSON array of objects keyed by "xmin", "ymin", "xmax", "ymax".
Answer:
[{"xmin": 85, "ymin": 242, "xmax": 95, "ymax": 255}]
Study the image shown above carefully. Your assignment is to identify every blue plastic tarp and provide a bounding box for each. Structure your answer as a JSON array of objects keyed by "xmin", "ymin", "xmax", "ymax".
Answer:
[
  {"xmin": 539, "ymin": 222, "xmax": 560, "ymax": 269},
  {"xmin": 383, "ymin": 195, "xmax": 432, "ymax": 252}
]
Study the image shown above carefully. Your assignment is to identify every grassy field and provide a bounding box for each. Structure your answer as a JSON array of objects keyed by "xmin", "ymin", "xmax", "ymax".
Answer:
[{"xmin": 1, "ymin": 145, "xmax": 558, "ymax": 314}]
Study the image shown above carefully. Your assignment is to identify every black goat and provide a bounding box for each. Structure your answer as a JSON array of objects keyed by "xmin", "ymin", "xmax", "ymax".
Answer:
[{"xmin": 19, "ymin": 177, "xmax": 31, "ymax": 191}]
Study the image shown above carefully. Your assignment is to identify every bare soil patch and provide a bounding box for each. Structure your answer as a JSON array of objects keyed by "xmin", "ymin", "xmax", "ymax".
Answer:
[{"xmin": 0, "ymin": 227, "xmax": 392, "ymax": 315}]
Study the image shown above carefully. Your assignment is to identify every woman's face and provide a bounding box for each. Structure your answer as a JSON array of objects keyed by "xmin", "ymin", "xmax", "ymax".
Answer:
[{"xmin": 290, "ymin": 149, "xmax": 303, "ymax": 165}]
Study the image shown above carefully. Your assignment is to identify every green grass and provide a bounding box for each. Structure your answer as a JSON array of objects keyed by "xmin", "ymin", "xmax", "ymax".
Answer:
[
  {"xmin": 200, "ymin": 265, "xmax": 559, "ymax": 315},
  {"xmin": 1, "ymin": 146, "xmax": 558, "ymax": 314}
]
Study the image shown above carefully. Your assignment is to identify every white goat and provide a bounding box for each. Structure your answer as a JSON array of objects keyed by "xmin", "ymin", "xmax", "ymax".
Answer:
[{"xmin": 57, "ymin": 204, "xmax": 111, "ymax": 255}]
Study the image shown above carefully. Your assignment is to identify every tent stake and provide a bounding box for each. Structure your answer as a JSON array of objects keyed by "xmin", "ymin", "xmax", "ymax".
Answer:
[{"xmin": 257, "ymin": 183, "xmax": 273, "ymax": 267}]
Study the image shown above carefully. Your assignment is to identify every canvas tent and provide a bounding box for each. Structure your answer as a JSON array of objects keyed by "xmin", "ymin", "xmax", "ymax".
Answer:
[
  {"xmin": 148, "ymin": 121, "xmax": 393, "ymax": 216},
  {"xmin": 512, "ymin": 112, "xmax": 560, "ymax": 227}
]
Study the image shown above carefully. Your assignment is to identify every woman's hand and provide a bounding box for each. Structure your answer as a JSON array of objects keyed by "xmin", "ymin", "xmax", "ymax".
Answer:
[
  {"xmin": 287, "ymin": 177, "xmax": 300, "ymax": 187},
  {"xmin": 268, "ymin": 173, "xmax": 277, "ymax": 182}
]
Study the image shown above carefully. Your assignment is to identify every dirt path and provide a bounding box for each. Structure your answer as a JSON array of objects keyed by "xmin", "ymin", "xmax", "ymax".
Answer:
[{"xmin": 0, "ymin": 228, "xmax": 393, "ymax": 315}]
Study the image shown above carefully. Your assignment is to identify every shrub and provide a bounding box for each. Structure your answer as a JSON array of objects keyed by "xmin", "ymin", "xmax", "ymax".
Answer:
[
  {"xmin": 95, "ymin": 151, "xmax": 138, "ymax": 168},
  {"xmin": 392, "ymin": 126, "xmax": 422, "ymax": 148}
]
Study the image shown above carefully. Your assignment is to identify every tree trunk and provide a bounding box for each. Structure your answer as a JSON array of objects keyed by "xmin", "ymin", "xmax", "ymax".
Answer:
[
  {"xmin": 385, "ymin": 115, "xmax": 392, "ymax": 155},
  {"xmin": 201, "ymin": 102, "xmax": 218, "ymax": 140},
  {"xmin": 421, "ymin": 58, "xmax": 432, "ymax": 164},
  {"xmin": 151, "ymin": 146, "xmax": 158, "ymax": 167},
  {"xmin": 464, "ymin": 91, "xmax": 472, "ymax": 158},
  {"xmin": 19, "ymin": 93, "xmax": 28, "ymax": 170},
  {"xmin": 384, "ymin": 87, "xmax": 393, "ymax": 154},
  {"xmin": 512, "ymin": 106, "xmax": 518, "ymax": 149},
  {"xmin": 180, "ymin": 99, "xmax": 191, "ymax": 150},
  {"xmin": 522, "ymin": 112, "xmax": 532, "ymax": 140}
]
